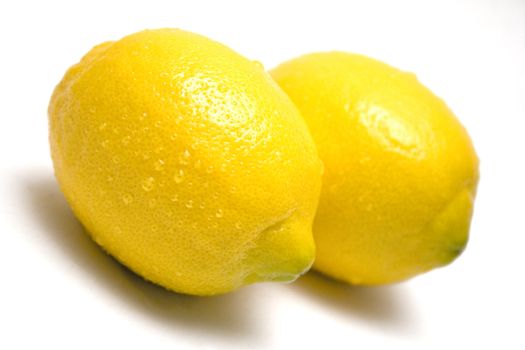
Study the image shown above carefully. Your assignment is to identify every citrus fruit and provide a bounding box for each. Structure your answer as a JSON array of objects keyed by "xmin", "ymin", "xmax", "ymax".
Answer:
[
  {"xmin": 271, "ymin": 52, "xmax": 479, "ymax": 285},
  {"xmin": 49, "ymin": 29, "xmax": 322, "ymax": 295}
]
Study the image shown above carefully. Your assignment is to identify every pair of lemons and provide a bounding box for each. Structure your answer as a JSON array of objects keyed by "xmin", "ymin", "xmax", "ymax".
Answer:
[{"xmin": 49, "ymin": 29, "xmax": 478, "ymax": 295}]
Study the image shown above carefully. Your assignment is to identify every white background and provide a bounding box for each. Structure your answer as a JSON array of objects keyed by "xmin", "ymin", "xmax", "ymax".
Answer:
[{"xmin": 1, "ymin": 0, "xmax": 524, "ymax": 349}]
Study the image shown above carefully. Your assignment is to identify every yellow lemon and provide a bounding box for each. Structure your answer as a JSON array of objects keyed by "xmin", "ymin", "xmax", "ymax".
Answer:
[
  {"xmin": 49, "ymin": 29, "xmax": 322, "ymax": 295},
  {"xmin": 271, "ymin": 52, "xmax": 479, "ymax": 285}
]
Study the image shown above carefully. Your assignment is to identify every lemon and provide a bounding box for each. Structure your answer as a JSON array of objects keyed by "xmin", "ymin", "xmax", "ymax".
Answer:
[
  {"xmin": 49, "ymin": 29, "xmax": 322, "ymax": 295},
  {"xmin": 271, "ymin": 52, "xmax": 479, "ymax": 285}
]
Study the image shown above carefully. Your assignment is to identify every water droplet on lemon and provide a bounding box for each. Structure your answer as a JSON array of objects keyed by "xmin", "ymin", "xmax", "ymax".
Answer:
[
  {"xmin": 142, "ymin": 177, "xmax": 155, "ymax": 191},
  {"xmin": 174, "ymin": 169, "xmax": 185, "ymax": 183}
]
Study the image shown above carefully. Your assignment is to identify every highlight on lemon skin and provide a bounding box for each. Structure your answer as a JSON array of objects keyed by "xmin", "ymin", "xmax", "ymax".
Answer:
[
  {"xmin": 270, "ymin": 51, "xmax": 479, "ymax": 286},
  {"xmin": 48, "ymin": 28, "xmax": 322, "ymax": 296}
]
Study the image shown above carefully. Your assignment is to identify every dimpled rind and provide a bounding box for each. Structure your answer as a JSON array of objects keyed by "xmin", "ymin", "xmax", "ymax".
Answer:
[
  {"xmin": 49, "ymin": 29, "xmax": 322, "ymax": 295},
  {"xmin": 271, "ymin": 52, "xmax": 479, "ymax": 285}
]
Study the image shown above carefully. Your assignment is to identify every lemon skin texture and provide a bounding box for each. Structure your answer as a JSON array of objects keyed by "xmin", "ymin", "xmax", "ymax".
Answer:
[
  {"xmin": 49, "ymin": 29, "xmax": 322, "ymax": 295},
  {"xmin": 271, "ymin": 52, "xmax": 479, "ymax": 285}
]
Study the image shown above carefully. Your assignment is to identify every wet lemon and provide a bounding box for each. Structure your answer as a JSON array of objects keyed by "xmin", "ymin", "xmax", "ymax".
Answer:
[{"xmin": 49, "ymin": 29, "xmax": 322, "ymax": 295}]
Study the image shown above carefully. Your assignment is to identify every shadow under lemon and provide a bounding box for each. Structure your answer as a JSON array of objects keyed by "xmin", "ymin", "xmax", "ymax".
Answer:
[
  {"xmin": 20, "ymin": 170, "xmax": 263, "ymax": 341},
  {"xmin": 20, "ymin": 168, "xmax": 419, "ymax": 337},
  {"xmin": 290, "ymin": 265, "xmax": 420, "ymax": 333}
]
